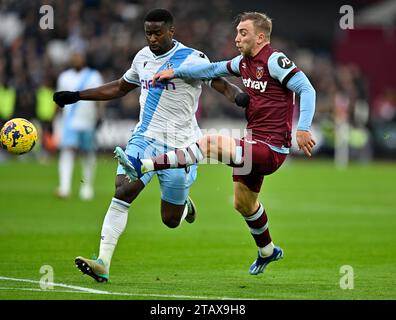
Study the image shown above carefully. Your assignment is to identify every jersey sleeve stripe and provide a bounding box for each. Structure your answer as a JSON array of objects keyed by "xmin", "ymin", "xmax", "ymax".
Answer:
[
  {"xmin": 226, "ymin": 61, "xmax": 240, "ymax": 77},
  {"xmin": 281, "ymin": 67, "xmax": 300, "ymax": 86}
]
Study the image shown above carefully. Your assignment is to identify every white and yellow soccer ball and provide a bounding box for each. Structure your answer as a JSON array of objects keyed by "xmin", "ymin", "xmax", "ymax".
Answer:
[{"xmin": 0, "ymin": 118, "xmax": 38, "ymax": 155}]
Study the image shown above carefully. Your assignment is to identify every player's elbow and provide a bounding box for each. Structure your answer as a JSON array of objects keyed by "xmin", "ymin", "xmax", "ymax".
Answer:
[
  {"xmin": 117, "ymin": 78, "xmax": 133, "ymax": 97},
  {"xmin": 304, "ymin": 82, "xmax": 315, "ymax": 94},
  {"xmin": 309, "ymin": 85, "xmax": 316, "ymax": 97},
  {"xmin": 117, "ymin": 85, "xmax": 129, "ymax": 97},
  {"xmin": 309, "ymin": 86, "xmax": 316, "ymax": 108},
  {"xmin": 302, "ymin": 84, "xmax": 316, "ymax": 101}
]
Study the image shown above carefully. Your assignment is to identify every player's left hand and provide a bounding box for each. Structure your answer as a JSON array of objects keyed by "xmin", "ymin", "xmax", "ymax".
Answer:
[
  {"xmin": 296, "ymin": 130, "xmax": 316, "ymax": 157},
  {"xmin": 53, "ymin": 91, "xmax": 80, "ymax": 107},
  {"xmin": 152, "ymin": 69, "xmax": 175, "ymax": 86}
]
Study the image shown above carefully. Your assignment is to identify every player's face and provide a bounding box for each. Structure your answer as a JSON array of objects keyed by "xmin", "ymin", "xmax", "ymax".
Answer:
[
  {"xmin": 144, "ymin": 21, "xmax": 175, "ymax": 55},
  {"xmin": 235, "ymin": 20, "xmax": 262, "ymax": 57},
  {"xmin": 70, "ymin": 52, "xmax": 86, "ymax": 70}
]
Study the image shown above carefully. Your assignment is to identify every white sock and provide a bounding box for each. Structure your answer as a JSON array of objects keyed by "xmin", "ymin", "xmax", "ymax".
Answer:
[
  {"xmin": 180, "ymin": 203, "xmax": 188, "ymax": 223},
  {"xmin": 259, "ymin": 241, "xmax": 275, "ymax": 257},
  {"xmin": 98, "ymin": 198, "xmax": 130, "ymax": 269},
  {"xmin": 81, "ymin": 152, "xmax": 96, "ymax": 192},
  {"xmin": 58, "ymin": 149, "xmax": 75, "ymax": 195},
  {"xmin": 141, "ymin": 143, "xmax": 205, "ymax": 174},
  {"xmin": 141, "ymin": 159, "xmax": 154, "ymax": 174}
]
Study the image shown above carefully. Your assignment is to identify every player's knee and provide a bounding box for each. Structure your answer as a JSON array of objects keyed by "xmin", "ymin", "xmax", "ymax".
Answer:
[
  {"xmin": 161, "ymin": 215, "xmax": 180, "ymax": 229},
  {"xmin": 199, "ymin": 134, "xmax": 217, "ymax": 156},
  {"xmin": 160, "ymin": 198, "xmax": 185, "ymax": 228},
  {"xmin": 114, "ymin": 184, "xmax": 131, "ymax": 203},
  {"xmin": 233, "ymin": 199, "xmax": 252, "ymax": 215}
]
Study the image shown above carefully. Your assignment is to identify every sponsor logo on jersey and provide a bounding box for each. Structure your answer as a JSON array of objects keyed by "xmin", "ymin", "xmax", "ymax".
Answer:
[
  {"xmin": 141, "ymin": 79, "xmax": 176, "ymax": 90},
  {"xmin": 242, "ymin": 62, "xmax": 247, "ymax": 69},
  {"xmin": 256, "ymin": 66, "xmax": 264, "ymax": 79},
  {"xmin": 242, "ymin": 78, "xmax": 267, "ymax": 93},
  {"xmin": 277, "ymin": 56, "xmax": 293, "ymax": 69},
  {"xmin": 166, "ymin": 62, "xmax": 174, "ymax": 69}
]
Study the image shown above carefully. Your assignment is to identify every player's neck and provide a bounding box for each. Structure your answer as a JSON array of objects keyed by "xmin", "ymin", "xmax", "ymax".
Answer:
[
  {"xmin": 251, "ymin": 41, "xmax": 269, "ymax": 58},
  {"xmin": 73, "ymin": 66, "xmax": 85, "ymax": 72},
  {"xmin": 155, "ymin": 40, "xmax": 175, "ymax": 56},
  {"xmin": 163, "ymin": 42, "xmax": 175, "ymax": 54}
]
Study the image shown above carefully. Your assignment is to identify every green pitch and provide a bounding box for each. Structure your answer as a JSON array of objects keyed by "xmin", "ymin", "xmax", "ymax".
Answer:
[{"xmin": 0, "ymin": 155, "xmax": 395, "ymax": 300}]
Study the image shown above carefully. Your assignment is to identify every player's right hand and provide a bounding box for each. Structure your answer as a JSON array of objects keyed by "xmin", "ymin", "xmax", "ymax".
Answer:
[
  {"xmin": 53, "ymin": 91, "xmax": 80, "ymax": 107},
  {"xmin": 152, "ymin": 69, "xmax": 175, "ymax": 87},
  {"xmin": 296, "ymin": 130, "xmax": 316, "ymax": 157}
]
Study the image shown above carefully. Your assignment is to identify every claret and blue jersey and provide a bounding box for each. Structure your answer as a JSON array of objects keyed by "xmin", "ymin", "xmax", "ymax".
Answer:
[{"xmin": 173, "ymin": 43, "xmax": 316, "ymax": 153}]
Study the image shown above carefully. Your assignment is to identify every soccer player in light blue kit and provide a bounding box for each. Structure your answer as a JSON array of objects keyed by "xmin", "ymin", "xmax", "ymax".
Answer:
[
  {"xmin": 53, "ymin": 9, "xmax": 247, "ymax": 282},
  {"xmin": 56, "ymin": 50, "xmax": 104, "ymax": 200},
  {"xmin": 116, "ymin": 12, "xmax": 317, "ymax": 275}
]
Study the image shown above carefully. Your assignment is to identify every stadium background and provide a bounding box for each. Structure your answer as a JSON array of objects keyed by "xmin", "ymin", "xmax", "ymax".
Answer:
[
  {"xmin": 1, "ymin": 0, "xmax": 395, "ymax": 159},
  {"xmin": 0, "ymin": 0, "xmax": 395, "ymax": 301}
]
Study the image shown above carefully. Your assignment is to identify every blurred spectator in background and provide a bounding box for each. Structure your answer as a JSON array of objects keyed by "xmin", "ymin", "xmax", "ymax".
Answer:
[
  {"xmin": 12, "ymin": 72, "xmax": 36, "ymax": 121},
  {"xmin": 0, "ymin": 0, "xmax": 390, "ymax": 160},
  {"xmin": 36, "ymin": 75, "xmax": 57, "ymax": 157},
  {"xmin": 371, "ymin": 88, "xmax": 396, "ymax": 157},
  {"xmin": 0, "ymin": 79, "xmax": 16, "ymax": 129},
  {"xmin": 373, "ymin": 89, "xmax": 396, "ymax": 123},
  {"xmin": 55, "ymin": 50, "xmax": 104, "ymax": 200}
]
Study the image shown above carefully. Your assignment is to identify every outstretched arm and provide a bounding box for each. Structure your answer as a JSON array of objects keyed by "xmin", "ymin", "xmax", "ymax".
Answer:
[
  {"xmin": 210, "ymin": 78, "xmax": 250, "ymax": 108},
  {"xmin": 53, "ymin": 78, "xmax": 138, "ymax": 107},
  {"xmin": 152, "ymin": 60, "xmax": 238, "ymax": 86},
  {"xmin": 79, "ymin": 78, "xmax": 137, "ymax": 101}
]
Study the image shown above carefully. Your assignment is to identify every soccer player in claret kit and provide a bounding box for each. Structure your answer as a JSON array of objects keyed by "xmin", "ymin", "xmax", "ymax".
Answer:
[{"xmin": 115, "ymin": 12, "xmax": 316, "ymax": 275}]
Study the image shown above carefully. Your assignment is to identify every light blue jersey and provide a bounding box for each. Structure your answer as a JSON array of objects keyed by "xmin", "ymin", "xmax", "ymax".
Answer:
[{"xmin": 57, "ymin": 67, "xmax": 103, "ymax": 151}]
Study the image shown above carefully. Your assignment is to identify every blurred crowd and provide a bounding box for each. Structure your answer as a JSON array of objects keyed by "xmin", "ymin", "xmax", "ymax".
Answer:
[{"xmin": 1, "ymin": 0, "xmax": 395, "ymax": 158}]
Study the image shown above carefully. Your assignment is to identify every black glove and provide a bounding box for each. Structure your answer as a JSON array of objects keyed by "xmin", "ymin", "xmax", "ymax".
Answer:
[
  {"xmin": 53, "ymin": 91, "xmax": 80, "ymax": 107},
  {"xmin": 234, "ymin": 92, "xmax": 250, "ymax": 108}
]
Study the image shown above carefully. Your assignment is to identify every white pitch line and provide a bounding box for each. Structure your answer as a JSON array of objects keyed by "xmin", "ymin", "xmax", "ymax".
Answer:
[
  {"xmin": 0, "ymin": 276, "xmax": 251, "ymax": 300},
  {"xmin": 0, "ymin": 276, "xmax": 109, "ymax": 295},
  {"xmin": 0, "ymin": 287, "xmax": 88, "ymax": 294}
]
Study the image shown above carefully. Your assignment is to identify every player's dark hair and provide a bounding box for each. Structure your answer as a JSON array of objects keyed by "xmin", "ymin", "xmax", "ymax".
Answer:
[
  {"xmin": 144, "ymin": 8, "xmax": 174, "ymax": 26},
  {"xmin": 235, "ymin": 12, "xmax": 272, "ymax": 40}
]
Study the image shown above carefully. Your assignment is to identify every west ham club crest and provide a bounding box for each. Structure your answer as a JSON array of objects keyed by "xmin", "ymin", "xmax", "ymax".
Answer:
[{"xmin": 256, "ymin": 66, "xmax": 264, "ymax": 79}]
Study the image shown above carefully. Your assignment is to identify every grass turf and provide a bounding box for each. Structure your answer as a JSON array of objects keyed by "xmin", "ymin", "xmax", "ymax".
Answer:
[{"xmin": 0, "ymin": 155, "xmax": 395, "ymax": 300}]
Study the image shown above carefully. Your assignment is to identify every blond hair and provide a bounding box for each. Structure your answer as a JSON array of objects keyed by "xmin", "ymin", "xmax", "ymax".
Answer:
[{"xmin": 236, "ymin": 12, "xmax": 272, "ymax": 40}]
